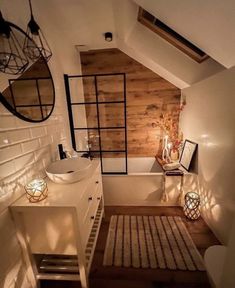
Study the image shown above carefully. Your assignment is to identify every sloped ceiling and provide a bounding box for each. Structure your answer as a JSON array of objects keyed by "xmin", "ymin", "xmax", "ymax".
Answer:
[
  {"xmin": 112, "ymin": 0, "xmax": 225, "ymax": 88},
  {"xmin": 1, "ymin": 0, "xmax": 232, "ymax": 88},
  {"xmin": 134, "ymin": 0, "xmax": 235, "ymax": 69}
]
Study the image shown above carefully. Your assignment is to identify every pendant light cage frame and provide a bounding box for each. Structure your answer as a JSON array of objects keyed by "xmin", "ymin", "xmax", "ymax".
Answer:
[
  {"xmin": 0, "ymin": 14, "xmax": 29, "ymax": 75},
  {"xmin": 0, "ymin": 0, "xmax": 52, "ymax": 76},
  {"xmin": 23, "ymin": 0, "xmax": 52, "ymax": 62}
]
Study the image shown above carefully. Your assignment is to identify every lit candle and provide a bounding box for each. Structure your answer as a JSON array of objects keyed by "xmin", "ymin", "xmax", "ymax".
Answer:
[
  {"xmin": 183, "ymin": 192, "xmax": 200, "ymax": 220},
  {"xmin": 25, "ymin": 178, "xmax": 48, "ymax": 203},
  {"xmin": 167, "ymin": 142, "xmax": 172, "ymax": 150}
]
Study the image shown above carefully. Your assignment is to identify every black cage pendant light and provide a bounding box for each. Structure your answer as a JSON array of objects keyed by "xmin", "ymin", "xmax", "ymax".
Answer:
[
  {"xmin": 0, "ymin": 11, "xmax": 29, "ymax": 75},
  {"xmin": 23, "ymin": 0, "xmax": 52, "ymax": 62}
]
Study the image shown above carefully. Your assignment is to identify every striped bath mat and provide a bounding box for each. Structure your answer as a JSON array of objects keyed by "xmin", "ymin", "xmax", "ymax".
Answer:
[{"xmin": 103, "ymin": 215, "xmax": 205, "ymax": 271}]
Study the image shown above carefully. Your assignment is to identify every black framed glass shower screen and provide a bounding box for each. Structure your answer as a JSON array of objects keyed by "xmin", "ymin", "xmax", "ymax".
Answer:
[{"xmin": 64, "ymin": 73, "xmax": 127, "ymax": 174}]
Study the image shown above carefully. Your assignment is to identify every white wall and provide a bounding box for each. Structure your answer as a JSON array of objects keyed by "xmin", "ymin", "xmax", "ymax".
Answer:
[
  {"xmin": 0, "ymin": 2, "xmax": 84, "ymax": 288},
  {"xmin": 125, "ymin": 21, "xmax": 224, "ymax": 88},
  {"xmin": 180, "ymin": 66, "xmax": 235, "ymax": 244},
  {"xmin": 113, "ymin": 0, "xmax": 224, "ymax": 89},
  {"xmin": 0, "ymin": 0, "xmax": 118, "ymax": 285},
  {"xmin": 220, "ymin": 217, "xmax": 235, "ymax": 287},
  {"xmin": 134, "ymin": 0, "xmax": 235, "ymax": 68},
  {"xmin": 0, "ymin": 90, "xmax": 65, "ymax": 288},
  {"xmin": 0, "ymin": 52, "xmax": 77, "ymax": 288}
]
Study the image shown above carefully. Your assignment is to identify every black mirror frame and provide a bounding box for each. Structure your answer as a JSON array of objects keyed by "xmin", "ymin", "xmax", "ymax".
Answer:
[{"xmin": 0, "ymin": 21, "xmax": 55, "ymax": 123}]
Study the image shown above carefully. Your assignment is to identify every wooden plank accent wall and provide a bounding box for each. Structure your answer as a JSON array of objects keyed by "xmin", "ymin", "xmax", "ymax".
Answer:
[{"xmin": 80, "ymin": 48, "xmax": 181, "ymax": 157}]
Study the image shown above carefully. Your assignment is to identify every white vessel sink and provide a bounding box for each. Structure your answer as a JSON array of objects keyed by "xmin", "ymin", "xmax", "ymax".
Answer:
[{"xmin": 46, "ymin": 158, "xmax": 92, "ymax": 184}]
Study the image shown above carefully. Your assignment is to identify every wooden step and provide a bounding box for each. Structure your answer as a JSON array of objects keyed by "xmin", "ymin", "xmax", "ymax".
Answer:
[{"xmin": 39, "ymin": 255, "xmax": 79, "ymax": 274}]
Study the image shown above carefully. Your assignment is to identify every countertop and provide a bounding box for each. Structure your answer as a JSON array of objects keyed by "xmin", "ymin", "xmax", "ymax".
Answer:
[{"xmin": 11, "ymin": 159, "xmax": 100, "ymax": 210}]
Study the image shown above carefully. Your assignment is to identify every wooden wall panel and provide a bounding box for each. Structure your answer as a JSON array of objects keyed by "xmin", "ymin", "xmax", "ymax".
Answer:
[{"xmin": 80, "ymin": 49, "xmax": 181, "ymax": 157}]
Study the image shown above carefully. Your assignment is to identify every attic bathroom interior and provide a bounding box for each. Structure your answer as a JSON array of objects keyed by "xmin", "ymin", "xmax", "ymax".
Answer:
[{"xmin": 0, "ymin": 0, "xmax": 235, "ymax": 288}]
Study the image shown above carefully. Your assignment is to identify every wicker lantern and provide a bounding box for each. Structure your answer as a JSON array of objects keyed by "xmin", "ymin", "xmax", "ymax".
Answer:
[
  {"xmin": 25, "ymin": 178, "xmax": 48, "ymax": 203},
  {"xmin": 183, "ymin": 192, "xmax": 200, "ymax": 220}
]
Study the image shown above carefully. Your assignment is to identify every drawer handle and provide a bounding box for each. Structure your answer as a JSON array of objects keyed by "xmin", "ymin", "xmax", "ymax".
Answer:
[
  {"xmin": 91, "ymin": 216, "xmax": 95, "ymax": 220},
  {"xmin": 88, "ymin": 197, "xmax": 93, "ymax": 201},
  {"xmin": 97, "ymin": 197, "xmax": 101, "ymax": 200},
  {"xmin": 95, "ymin": 181, "xmax": 99, "ymax": 184}
]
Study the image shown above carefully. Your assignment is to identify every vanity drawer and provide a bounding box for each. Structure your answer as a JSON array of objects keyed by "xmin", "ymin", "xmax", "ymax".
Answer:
[
  {"xmin": 82, "ymin": 181, "xmax": 102, "ymax": 225},
  {"xmin": 78, "ymin": 169, "xmax": 102, "ymax": 219},
  {"xmin": 94, "ymin": 181, "xmax": 102, "ymax": 206},
  {"xmin": 81, "ymin": 181, "xmax": 102, "ymax": 246}
]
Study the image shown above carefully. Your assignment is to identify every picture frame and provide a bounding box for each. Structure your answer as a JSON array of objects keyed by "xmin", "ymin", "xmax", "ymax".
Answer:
[{"xmin": 179, "ymin": 140, "xmax": 198, "ymax": 171}]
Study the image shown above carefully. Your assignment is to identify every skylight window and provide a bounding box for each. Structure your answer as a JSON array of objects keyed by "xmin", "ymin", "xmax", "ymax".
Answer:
[{"xmin": 138, "ymin": 7, "xmax": 209, "ymax": 63}]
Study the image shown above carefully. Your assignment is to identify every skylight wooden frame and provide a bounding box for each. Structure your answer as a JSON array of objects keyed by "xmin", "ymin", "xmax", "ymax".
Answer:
[{"xmin": 138, "ymin": 7, "xmax": 209, "ymax": 63}]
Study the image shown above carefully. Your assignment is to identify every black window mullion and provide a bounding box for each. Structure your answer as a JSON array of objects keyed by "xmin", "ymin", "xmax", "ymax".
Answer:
[
  {"xmin": 15, "ymin": 104, "xmax": 53, "ymax": 107},
  {"xmin": 73, "ymin": 150, "xmax": 126, "ymax": 153},
  {"xmin": 64, "ymin": 74, "xmax": 77, "ymax": 150},
  {"xmin": 94, "ymin": 75, "xmax": 103, "ymax": 173},
  {"xmin": 35, "ymin": 79, "xmax": 44, "ymax": 120},
  {"xmin": 64, "ymin": 73, "xmax": 128, "ymax": 174},
  {"xmin": 10, "ymin": 77, "xmax": 51, "ymax": 81},
  {"xmin": 71, "ymin": 100, "xmax": 124, "ymax": 105},
  {"xmin": 74, "ymin": 127, "xmax": 125, "ymax": 130},
  {"xmin": 123, "ymin": 73, "xmax": 128, "ymax": 174},
  {"xmin": 8, "ymin": 80, "xmax": 16, "ymax": 109},
  {"xmin": 67, "ymin": 72, "xmax": 125, "ymax": 78}
]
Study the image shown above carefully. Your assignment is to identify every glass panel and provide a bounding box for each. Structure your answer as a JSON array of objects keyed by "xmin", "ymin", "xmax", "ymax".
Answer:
[
  {"xmin": 42, "ymin": 105, "xmax": 53, "ymax": 118},
  {"xmin": 102, "ymin": 152, "xmax": 126, "ymax": 173},
  {"xmin": 82, "ymin": 77, "xmax": 96, "ymax": 103},
  {"xmin": 74, "ymin": 130, "xmax": 89, "ymax": 151},
  {"xmin": 90, "ymin": 151, "xmax": 101, "ymax": 159},
  {"xmin": 38, "ymin": 79, "xmax": 54, "ymax": 105},
  {"xmin": 11, "ymin": 80, "xmax": 39, "ymax": 106},
  {"xmin": 74, "ymin": 129, "xmax": 100, "ymax": 152},
  {"xmin": 69, "ymin": 76, "xmax": 96, "ymax": 103},
  {"xmin": 98, "ymin": 103, "xmax": 124, "ymax": 128},
  {"xmin": 97, "ymin": 75, "xmax": 124, "ymax": 102},
  {"xmin": 1, "ymin": 88, "xmax": 14, "ymax": 107},
  {"xmin": 100, "ymin": 129, "xmax": 125, "ymax": 151},
  {"xmin": 1, "ymin": 57, "xmax": 55, "ymax": 122},
  {"xmin": 16, "ymin": 106, "xmax": 42, "ymax": 120},
  {"xmin": 87, "ymin": 129, "xmax": 100, "ymax": 151},
  {"xmin": 72, "ymin": 104, "xmax": 97, "ymax": 128}
]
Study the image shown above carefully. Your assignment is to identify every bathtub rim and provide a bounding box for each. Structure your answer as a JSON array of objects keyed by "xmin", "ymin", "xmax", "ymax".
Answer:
[{"xmin": 102, "ymin": 172, "xmax": 164, "ymax": 177}]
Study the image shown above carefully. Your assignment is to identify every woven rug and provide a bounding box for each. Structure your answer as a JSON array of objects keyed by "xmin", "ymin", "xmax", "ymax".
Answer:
[{"xmin": 103, "ymin": 215, "xmax": 205, "ymax": 271}]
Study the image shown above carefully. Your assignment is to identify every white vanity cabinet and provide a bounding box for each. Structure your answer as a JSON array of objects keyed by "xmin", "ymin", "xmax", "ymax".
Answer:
[{"xmin": 11, "ymin": 159, "xmax": 104, "ymax": 288}]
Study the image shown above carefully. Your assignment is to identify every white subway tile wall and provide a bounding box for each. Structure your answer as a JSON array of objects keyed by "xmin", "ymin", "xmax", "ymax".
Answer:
[{"xmin": 0, "ymin": 102, "xmax": 68, "ymax": 288}]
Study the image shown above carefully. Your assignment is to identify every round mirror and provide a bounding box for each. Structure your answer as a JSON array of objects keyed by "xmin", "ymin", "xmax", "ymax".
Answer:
[{"xmin": 0, "ymin": 22, "xmax": 55, "ymax": 122}]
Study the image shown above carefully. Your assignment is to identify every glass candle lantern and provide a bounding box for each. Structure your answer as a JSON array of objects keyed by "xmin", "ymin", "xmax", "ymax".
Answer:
[
  {"xmin": 183, "ymin": 192, "xmax": 200, "ymax": 220},
  {"xmin": 25, "ymin": 178, "xmax": 48, "ymax": 203}
]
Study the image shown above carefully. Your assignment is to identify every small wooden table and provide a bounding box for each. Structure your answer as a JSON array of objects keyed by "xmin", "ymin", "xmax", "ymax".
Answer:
[
  {"xmin": 155, "ymin": 156, "xmax": 184, "ymax": 175},
  {"xmin": 155, "ymin": 156, "xmax": 185, "ymax": 203}
]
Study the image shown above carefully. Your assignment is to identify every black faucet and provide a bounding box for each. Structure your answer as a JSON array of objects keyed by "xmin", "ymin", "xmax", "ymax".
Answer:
[
  {"xmin": 58, "ymin": 144, "xmax": 67, "ymax": 160},
  {"xmin": 81, "ymin": 151, "xmax": 93, "ymax": 160}
]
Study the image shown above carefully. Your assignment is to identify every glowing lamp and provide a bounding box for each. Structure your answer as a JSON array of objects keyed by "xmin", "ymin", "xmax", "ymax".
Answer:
[
  {"xmin": 183, "ymin": 192, "xmax": 200, "ymax": 220},
  {"xmin": 25, "ymin": 178, "xmax": 48, "ymax": 203}
]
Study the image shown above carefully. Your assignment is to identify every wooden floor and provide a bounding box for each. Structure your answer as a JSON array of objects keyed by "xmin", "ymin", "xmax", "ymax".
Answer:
[{"xmin": 41, "ymin": 206, "xmax": 220, "ymax": 288}]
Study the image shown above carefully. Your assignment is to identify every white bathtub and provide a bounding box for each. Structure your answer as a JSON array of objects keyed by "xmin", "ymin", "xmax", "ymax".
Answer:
[
  {"xmin": 102, "ymin": 157, "xmax": 184, "ymax": 206},
  {"xmin": 101, "ymin": 156, "xmax": 162, "ymax": 174}
]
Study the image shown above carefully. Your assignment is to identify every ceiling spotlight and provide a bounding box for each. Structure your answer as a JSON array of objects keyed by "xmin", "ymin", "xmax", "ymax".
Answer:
[{"xmin": 104, "ymin": 32, "xmax": 112, "ymax": 42}]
